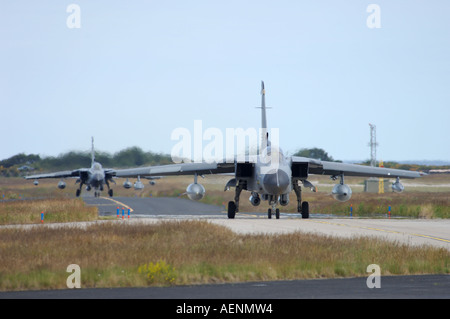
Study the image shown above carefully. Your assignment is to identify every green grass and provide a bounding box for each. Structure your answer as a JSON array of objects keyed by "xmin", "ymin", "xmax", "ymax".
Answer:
[{"xmin": 0, "ymin": 220, "xmax": 448, "ymax": 291}]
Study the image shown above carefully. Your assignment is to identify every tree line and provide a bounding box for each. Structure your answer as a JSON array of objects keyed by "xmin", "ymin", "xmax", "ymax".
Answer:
[
  {"xmin": 1, "ymin": 147, "xmax": 447, "ymax": 177},
  {"xmin": 0, "ymin": 147, "xmax": 172, "ymax": 177}
]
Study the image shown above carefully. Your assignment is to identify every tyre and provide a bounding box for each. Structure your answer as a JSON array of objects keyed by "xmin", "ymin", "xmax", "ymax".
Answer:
[
  {"xmin": 301, "ymin": 201, "xmax": 309, "ymax": 219},
  {"xmin": 228, "ymin": 201, "xmax": 236, "ymax": 219}
]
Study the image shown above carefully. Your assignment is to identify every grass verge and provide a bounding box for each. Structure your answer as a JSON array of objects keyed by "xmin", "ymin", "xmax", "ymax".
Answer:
[
  {"xmin": 0, "ymin": 220, "xmax": 448, "ymax": 291},
  {"xmin": 0, "ymin": 198, "xmax": 98, "ymax": 225}
]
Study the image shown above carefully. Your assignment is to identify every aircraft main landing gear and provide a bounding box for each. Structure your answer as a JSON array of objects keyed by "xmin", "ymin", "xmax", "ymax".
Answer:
[
  {"xmin": 227, "ymin": 180, "xmax": 245, "ymax": 219},
  {"xmin": 293, "ymin": 181, "xmax": 310, "ymax": 219}
]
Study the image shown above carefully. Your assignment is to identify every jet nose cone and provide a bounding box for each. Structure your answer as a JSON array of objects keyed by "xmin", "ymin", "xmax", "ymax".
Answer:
[
  {"xmin": 93, "ymin": 172, "xmax": 103, "ymax": 182},
  {"xmin": 263, "ymin": 169, "xmax": 290, "ymax": 195}
]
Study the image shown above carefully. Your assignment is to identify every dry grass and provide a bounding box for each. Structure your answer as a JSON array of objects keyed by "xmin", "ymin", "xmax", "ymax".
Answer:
[
  {"xmin": 0, "ymin": 220, "xmax": 448, "ymax": 291},
  {"xmin": 0, "ymin": 198, "xmax": 98, "ymax": 225}
]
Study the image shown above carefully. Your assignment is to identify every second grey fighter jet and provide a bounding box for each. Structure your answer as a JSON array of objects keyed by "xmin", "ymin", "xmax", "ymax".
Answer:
[{"xmin": 26, "ymin": 137, "xmax": 116, "ymax": 197}]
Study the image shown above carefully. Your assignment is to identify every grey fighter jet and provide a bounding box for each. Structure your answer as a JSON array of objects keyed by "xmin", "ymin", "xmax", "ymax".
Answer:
[
  {"xmin": 116, "ymin": 82, "xmax": 423, "ymax": 219},
  {"xmin": 25, "ymin": 137, "xmax": 116, "ymax": 197}
]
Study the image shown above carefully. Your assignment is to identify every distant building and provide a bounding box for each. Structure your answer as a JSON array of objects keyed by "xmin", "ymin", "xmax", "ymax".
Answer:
[{"xmin": 364, "ymin": 178, "xmax": 390, "ymax": 193}]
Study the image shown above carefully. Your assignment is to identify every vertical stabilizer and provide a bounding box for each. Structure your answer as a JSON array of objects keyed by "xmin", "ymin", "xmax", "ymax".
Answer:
[
  {"xmin": 91, "ymin": 136, "xmax": 95, "ymax": 166},
  {"xmin": 261, "ymin": 81, "xmax": 267, "ymax": 130},
  {"xmin": 259, "ymin": 81, "xmax": 269, "ymax": 153}
]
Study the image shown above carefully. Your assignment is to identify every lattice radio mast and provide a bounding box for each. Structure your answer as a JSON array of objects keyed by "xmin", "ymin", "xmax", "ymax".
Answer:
[{"xmin": 368, "ymin": 123, "xmax": 378, "ymax": 167}]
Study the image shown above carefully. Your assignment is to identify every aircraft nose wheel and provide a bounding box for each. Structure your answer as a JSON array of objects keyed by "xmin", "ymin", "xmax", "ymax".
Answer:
[{"xmin": 268, "ymin": 208, "xmax": 280, "ymax": 219}]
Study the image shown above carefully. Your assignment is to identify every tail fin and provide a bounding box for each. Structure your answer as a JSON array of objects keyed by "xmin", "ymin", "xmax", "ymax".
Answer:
[
  {"xmin": 261, "ymin": 81, "xmax": 267, "ymax": 130},
  {"xmin": 91, "ymin": 136, "xmax": 95, "ymax": 166},
  {"xmin": 259, "ymin": 81, "xmax": 269, "ymax": 152}
]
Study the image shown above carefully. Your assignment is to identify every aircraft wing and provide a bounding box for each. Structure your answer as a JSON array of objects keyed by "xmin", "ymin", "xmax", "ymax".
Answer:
[
  {"xmin": 25, "ymin": 168, "xmax": 119, "ymax": 180},
  {"xmin": 115, "ymin": 157, "xmax": 423, "ymax": 180},
  {"xmin": 25, "ymin": 170, "xmax": 80, "ymax": 180},
  {"xmin": 291, "ymin": 156, "xmax": 423, "ymax": 179},
  {"xmin": 115, "ymin": 162, "xmax": 235, "ymax": 178},
  {"xmin": 104, "ymin": 169, "xmax": 117, "ymax": 179}
]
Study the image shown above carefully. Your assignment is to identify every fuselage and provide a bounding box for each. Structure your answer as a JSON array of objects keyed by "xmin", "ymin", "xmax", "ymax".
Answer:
[
  {"xmin": 253, "ymin": 146, "xmax": 292, "ymax": 198},
  {"xmin": 87, "ymin": 162, "xmax": 105, "ymax": 189}
]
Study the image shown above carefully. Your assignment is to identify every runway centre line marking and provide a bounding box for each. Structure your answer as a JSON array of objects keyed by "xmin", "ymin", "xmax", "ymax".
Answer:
[{"xmin": 309, "ymin": 220, "xmax": 450, "ymax": 245}]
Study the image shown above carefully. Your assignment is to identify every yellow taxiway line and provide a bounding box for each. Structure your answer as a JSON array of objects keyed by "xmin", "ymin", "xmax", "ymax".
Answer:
[
  {"xmin": 99, "ymin": 197, "xmax": 134, "ymax": 212},
  {"xmin": 309, "ymin": 219, "xmax": 450, "ymax": 244}
]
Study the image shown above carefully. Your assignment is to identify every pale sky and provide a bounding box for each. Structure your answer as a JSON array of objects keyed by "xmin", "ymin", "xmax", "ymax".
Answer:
[{"xmin": 1, "ymin": 1, "xmax": 449, "ymax": 163}]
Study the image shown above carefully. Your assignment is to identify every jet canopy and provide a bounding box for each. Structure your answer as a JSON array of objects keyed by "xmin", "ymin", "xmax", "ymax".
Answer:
[{"xmin": 92, "ymin": 162, "xmax": 103, "ymax": 171}]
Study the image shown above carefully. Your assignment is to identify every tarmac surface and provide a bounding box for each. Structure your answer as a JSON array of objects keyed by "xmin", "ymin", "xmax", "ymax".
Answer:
[{"xmin": 2, "ymin": 275, "xmax": 449, "ymax": 299}]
